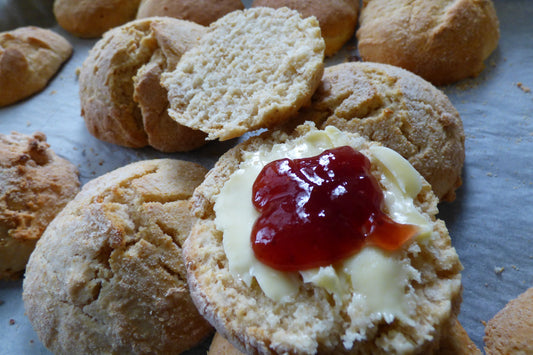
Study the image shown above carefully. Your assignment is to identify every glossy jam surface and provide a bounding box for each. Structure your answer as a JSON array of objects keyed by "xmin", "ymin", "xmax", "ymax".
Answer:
[{"xmin": 251, "ymin": 146, "xmax": 418, "ymax": 271}]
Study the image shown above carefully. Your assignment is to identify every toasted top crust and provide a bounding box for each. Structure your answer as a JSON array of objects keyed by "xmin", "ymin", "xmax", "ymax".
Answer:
[
  {"xmin": 0, "ymin": 132, "xmax": 79, "ymax": 279},
  {"xmin": 484, "ymin": 287, "xmax": 533, "ymax": 355},
  {"xmin": 23, "ymin": 159, "xmax": 212, "ymax": 354},
  {"xmin": 291, "ymin": 62, "xmax": 465, "ymax": 201},
  {"xmin": 252, "ymin": 0, "xmax": 359, "ymax": 57},
  {"xmin": 0, "ymin": 26, "xmax": 72, "ymax": 107},
  {"xmin": 162, "ymin": 7, "xmax": 325, "ymax": 141},
  {"xmin": 136, "ymin": 0, "xmax": 245, "ymax": 26},
  {"xmin": 357, "ymin": 0, "xmax": 500, "ymax": 85},
  {"xmin": 79, "ymin": 17, "xmax": 206, "ymax": 149},
  {"xmin": 185, "ymin": 123, "xmax": 463, "ymax": 354},
  {"xmin": 53, "ymin": 0, "xmax": 141, "ymax": 38}
]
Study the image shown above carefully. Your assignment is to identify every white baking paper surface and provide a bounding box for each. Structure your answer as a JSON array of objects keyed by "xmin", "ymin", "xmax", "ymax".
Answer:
[{"xmin": 1, "ymin": 0, "xmax": 532, "ymax": 353}]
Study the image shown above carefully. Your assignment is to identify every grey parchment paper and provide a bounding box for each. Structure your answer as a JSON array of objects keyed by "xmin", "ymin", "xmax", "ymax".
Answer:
[{"xmin": 1, "ymin": 0, "xmax": 532, "ymax": 353}]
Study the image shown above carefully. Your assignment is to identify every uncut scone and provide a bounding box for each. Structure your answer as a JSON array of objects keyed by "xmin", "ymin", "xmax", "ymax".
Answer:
[
  {"xmin": 185, "ymin": 123, "xmax": 464, "ymax": 354},
  {"xmin": 23, "ymin": 159, "xmax": 213, "ymax": 354},
  {"xmin": 291, "ymin": 62, "xmax": 465, "ymax": 202},
  {"xmin": 0, "ymin": 132, "xmax": 79, "ymax": 279},
  {"xmin": 356, "ymin": 0, "xmax": 500, "ymax": 86}
]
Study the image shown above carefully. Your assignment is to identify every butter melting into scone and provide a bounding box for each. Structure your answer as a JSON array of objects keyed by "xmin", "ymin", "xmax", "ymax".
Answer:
[
  {"xmin": 0, "ymin": 132, "xmax": 80, "ymax": 279},
  {"xmin": 357, "ymin": 0, "xmax": 500, "ymax": 85},
  {"xmin": 23, "ymin": 159, "xmax": 212, "ymax": 354},
  {"xmin": 185, "ymin": 123, "xmax": 464, "ymax": 354},
  {"xmin": 0, "ymin": 26, "xmax": 72, "ymax": 107}
]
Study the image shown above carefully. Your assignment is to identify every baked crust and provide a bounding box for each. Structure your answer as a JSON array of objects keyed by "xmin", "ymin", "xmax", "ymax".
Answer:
[
  {"xmin": 137, "ymin": 0, "xmax": 245, "ymax": 26},
  {"xmin": 0, "ymin": 132, "xmax": 79, "ymax": 279},
  {"xmin": 484, "ymin": 287, "xmax": 533, "ymax": 355},
  {"xmin": 23, "ymin": 159, "xmax": 213, "ymax": 354},
  {"xmin": 357, "ymin": 0, "xmax": 500, "ymax": 85},
  {"xmin": 53, "ymin": 0, "xmax": 141, "ymax": 38},
  {"xmin": 0, "ymin": 26, "xmax": 72, "ymax": 107}
]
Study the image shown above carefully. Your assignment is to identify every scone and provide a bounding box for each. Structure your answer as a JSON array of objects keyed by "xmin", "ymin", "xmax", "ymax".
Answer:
[
  {"xmin": 208, "ymin": 317, "xmax": 481, "ymax": 355},
  {"xmin": 185, "ymin": 123, "xmax": 463, "ymax": 354},
  {"xmin": 293, "ymin": 62, "xmax": 465, "ymax": 202},
  {"xmin": 484, "ymin": 287, "xmax": 533, "ymax": 355},
  {"xmin": 0, "ymin": 26, "xmax": 72, "ymax": 107},
  {"xmin": 357, "ymin": 0, "xmax": 500, "ymax": 85},
  {"xmin": 0, "ymin": 132, "xmax": 79, "ymax": 279},
  {"xmin": 53, "ymin": 0, "xmax": 142, "ymax": 38},
  {"xmin": 251, "ymin": 0, "xmax": 359, "ymax": 57},
  {"xmin": 136, "ymin": 0, "xmax": 245, "ymax": 26},
  {"xmin": 79, "ymin": 17, "xmax": 208, "ymax": 151},
  {"xmin": 23, "ymin": 159, "xmax": 213, "ymax": 354},
  {"xmin": 161, "ymin": 7, "xmax": 325, "ymax": 141}
]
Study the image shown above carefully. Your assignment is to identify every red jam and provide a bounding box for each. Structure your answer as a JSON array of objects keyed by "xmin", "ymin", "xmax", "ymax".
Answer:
[{"xmin": 251, "ymin": 146, "xmax": 418, "ymax": 272}]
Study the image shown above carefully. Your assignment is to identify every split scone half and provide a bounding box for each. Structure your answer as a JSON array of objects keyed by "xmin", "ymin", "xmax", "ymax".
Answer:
[
  {"xmin": 161, "ymin": 7, "xmax": 325, "ymax": 141},
  {"xmin": 185, "ymin": 123, "xmax": 464, "ymax": 354}
]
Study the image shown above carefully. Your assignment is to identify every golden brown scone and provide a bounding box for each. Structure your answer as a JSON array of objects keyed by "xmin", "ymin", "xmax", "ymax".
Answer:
[
  {"xmin": 23, "ymin": 159, "xmax": 213, "ymax": 354},
  {"xmin": 252, "ymin": 0, "xmax": 359, "ymax": 57},
  {"xmin": 292, "ymin": 62, "xmax": 465, "ymax": 202},
  {"xmin": 185, "ymin": 123, "xmax": 463, "ymax": 354},
  {"xmin": 162, "ymin": 7, "xmax": 325, "ymax": 141},
  {"xmin": 0, "ymin": 26, "xmax": 72, "ymax": 107},
  {"xmin": 484, "ymin": 287, "xmax": 533, "ymax": 355},
  {"xmin": 53, "ymin": 0, "xmax": 141, "ymax": 38},
  {"xmin": 79, "ymin": 17, "xmax": 207, "ymax": 151},
  {"xmin": 136, "ymin": 0, "xmax": 245, "ymax": 26},
  {"xmin": 357, "ymin": 0, "xmax": 500, "ymax": 86},
  {"xmin": 209, "ymin": 317, "xmax": 481, "ymax": 355},
  {"xmin": 0, "ymin": 132, "xmax": 79, "ymax": 279}
]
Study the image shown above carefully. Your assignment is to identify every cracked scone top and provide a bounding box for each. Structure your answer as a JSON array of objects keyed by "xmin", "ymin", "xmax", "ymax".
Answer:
[
  {"xmin": 23, "ymin": 159, "xmax": 212, "ymax": 354},
  {"xmin": 185, "ymin": 123, "xmax": 463, "ymax": 354},
  {"xmin": 293, "ymin": 62, "xmax": 465, "ymax": 202},
  {"xmin": 161, "ymin": 7, "xmax": 325, "ymax": 141}
]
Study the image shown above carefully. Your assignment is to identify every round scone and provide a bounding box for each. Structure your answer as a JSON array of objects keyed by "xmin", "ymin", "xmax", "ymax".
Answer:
[
  {"xmin": 53, "ymin": 0, "xmax": 141, "ymax": 38},
  {"xmin": 293, "ymin": 62, "xmax": 465, "ymax": 202},
  {"xmin": 0, "ymin": 132, "xmax": 79, "ymax": 279},
  {"xmin": 356, "ymin": 0, "xmax": 500, "ymax": 85},
  {"xmin": 136, "ymin": 0, "xmax": 245, "ymax": 26},
  {"xmin": 185, "ymin": 123, "xmax": 463, "ymax": 354},
  {"xmin": 161, "ymin": 7, "xmax": 325, "ymax": 141},
  {"xmin": 484, "ymin": 287, "xmax": 533, "ymax": 355},
  {"xmin": 79, "ymin": 17, "xmax": 207, "ymax": 151},
  {"xmin": 0, "ymin": 26, "xmax": 72, "ymax": 107},
  {"xmin": 23, "ymin": 159, "xmax": 213, "ymax": 354},
  {"xmin": 251, "ymin": 0, "xmax": 359, "ymax": 57}
]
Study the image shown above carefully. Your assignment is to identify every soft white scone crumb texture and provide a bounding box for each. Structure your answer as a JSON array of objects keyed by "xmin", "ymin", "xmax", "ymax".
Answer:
[
  {"xmin": 162, "ymin": 7, "xmax": 325, "ymax": 141},
  {"xmin": 185, "ymin": 124, "xmax": 463, "ymax": 355},
  {"xmin": 23, "ymin": 159, "xmax": 213, "ymax": 354}
]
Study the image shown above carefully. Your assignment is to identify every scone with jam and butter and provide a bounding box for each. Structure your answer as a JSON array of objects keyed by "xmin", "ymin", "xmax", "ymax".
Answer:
[{"xmin": 185, "ymin": 123, "xmax": 464, "ymax": 354}]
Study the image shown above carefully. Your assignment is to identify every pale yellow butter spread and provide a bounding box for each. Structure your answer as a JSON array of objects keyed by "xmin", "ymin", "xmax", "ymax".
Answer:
[{"xmin": 214, "ymin": 126, "xmax": 431, "ymax": 322}]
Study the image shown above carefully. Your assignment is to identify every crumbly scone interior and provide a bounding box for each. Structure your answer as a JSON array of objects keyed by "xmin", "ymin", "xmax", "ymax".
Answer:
[
  {"xmin": 186, "ymin": 124, "xmax": 463, "ymax": 354},
  {"xmin": 23, "ymin": 160, "xmax": 211, "ymax": 354},
  {"xmin": 162, "ymin": 7, "xmax": 325, "ymax": 141}
]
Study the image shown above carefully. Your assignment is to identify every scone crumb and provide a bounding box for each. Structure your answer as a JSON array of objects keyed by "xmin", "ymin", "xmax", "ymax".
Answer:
[
  {"xmin": 481, "ymin": 320, "xmax": 487, "ymax": 327},
  {"xmin": 494, "ymin": 266, "xmax": 505, "ymax": 274},
  {"xmin": 9, "ymin": 319, "xmax": 15, "ymax": 325},
  {"xmin": 517, "ymin": 82, "xmax": 531, "ymax": 93}
]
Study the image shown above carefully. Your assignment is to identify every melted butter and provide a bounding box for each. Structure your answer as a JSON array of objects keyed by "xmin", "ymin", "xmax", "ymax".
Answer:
[{"xmin": 214, "ymin": 126, "xmax": 430, "ymax": 317}]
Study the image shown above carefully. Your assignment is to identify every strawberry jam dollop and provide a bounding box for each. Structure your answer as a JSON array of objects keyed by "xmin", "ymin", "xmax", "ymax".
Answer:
[{"xmin": 251, "ymin": 146, "xmax": 419, "ymax": 272}]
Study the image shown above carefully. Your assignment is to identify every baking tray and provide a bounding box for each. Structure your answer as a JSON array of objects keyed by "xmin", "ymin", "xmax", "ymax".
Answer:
[{"xmin": 1, "ymin": 0, "xmax": 532, "ymax": 353}]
